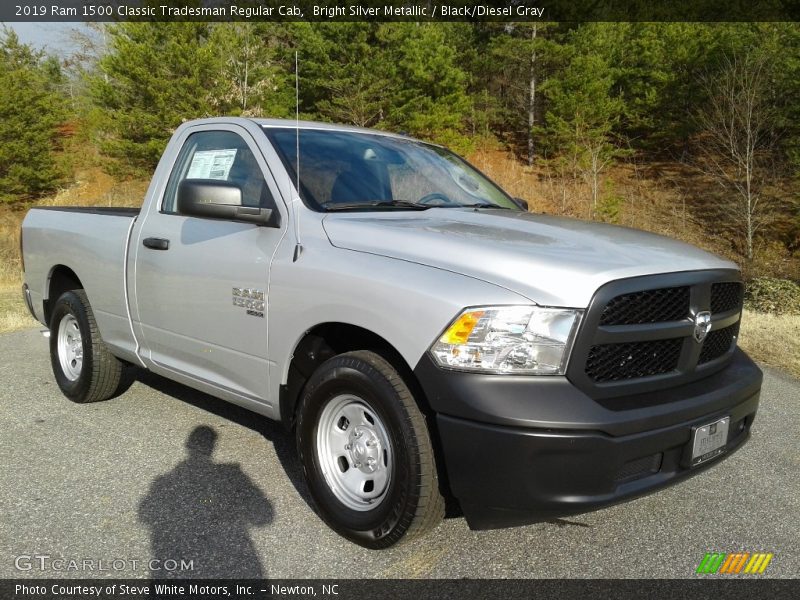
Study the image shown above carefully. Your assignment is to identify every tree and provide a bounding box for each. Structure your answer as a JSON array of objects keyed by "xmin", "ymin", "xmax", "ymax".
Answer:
[
  {"xmin": 210, "ymin": 23, "xmax": 293, "ymax": 118},
  {"xmin": 488, "ymin": 23, "xmax": 559, "ymax": 164},
  {"xmin": 544, "ymin": 42, "xmax": 626, "ymax": 214},
  {"xmin": 0, "ymin": 29, "xmax": 65, "ymax": 203},
  {"xmin": 292, "ymin": 23, "xmax": 389, "ymax": 127},
  {"xmin": 694, "ymin": 52, "xmax": 779, "ymax": 262},
  {"xmin": 89, "ymin": 22, "xmax": 225, "ymax": 171},
  {"xmin": 380, "ymin": 23, "xmax": 472, "ymax": 148},
  {"xmin": 293, "ymin": 23, "xmax": 472, "ymax": 147}
]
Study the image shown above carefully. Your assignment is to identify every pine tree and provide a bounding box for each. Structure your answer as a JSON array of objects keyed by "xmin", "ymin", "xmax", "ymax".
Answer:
[
  {"xmin": 292, "ymin": 23, "xmax": 471, "ymax": 147},
  {"xmin": 544, "ymin": 25, "xmax": 627, "ymax": 214},
  {"xmin": 0, "ymin": 29, "xmax": 65, "ymax": 203},
  {"xmin": 292, "ymin": 22, "xmax": 389, "ymax": 128},
  {"xmin": 487, "ymin": 23, "xmax": 560, "ymax": 164},
  {"xmin": 89, "ymin": 22, "xmax": 224, "ymax": 172},
  {"xmin": 381, "ymin": 23, "xmax": 472, "ymax": 149}
]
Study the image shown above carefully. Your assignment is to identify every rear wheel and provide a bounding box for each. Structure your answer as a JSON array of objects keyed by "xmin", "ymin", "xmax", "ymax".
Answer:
[
  {"xmin": 49, "ymin": 290, "xmax": 134, "ymax": 403},
  {"xmin": 296, "ymin": 350, "xmax": 444, "ymax": 548}
]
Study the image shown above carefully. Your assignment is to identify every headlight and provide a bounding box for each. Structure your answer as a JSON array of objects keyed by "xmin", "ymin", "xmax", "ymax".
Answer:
[{"xmin": 430, "ymin": 305, "xmax": 582, "ymax": 375}]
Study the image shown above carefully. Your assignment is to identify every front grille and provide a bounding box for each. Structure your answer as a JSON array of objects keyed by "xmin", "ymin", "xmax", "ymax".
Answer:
[
  {"xmin": 586, "ymin": 339, "xmax": 682, "ymax": 382},
  {"xmin": 599, "ymin": 286, "xmax": 689, "ymax": 325},
  {"xmin": 711, "ymin": 282, "xmax": 743, "ymax": 314},
  {"xmin": 568, "ymin": 271, "xmax": 744, "ymax": 399},
  {"xmin": 699, "ymin": 323, "xmax": 739, "ymax": 364}
]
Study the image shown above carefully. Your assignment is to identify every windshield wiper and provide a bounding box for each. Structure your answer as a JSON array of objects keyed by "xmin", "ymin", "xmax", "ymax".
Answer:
[
  {"xmin": 439, "ymin": 202, "xmax": 511, "ymax": 209},
  {"xmin": 322, "ymin": 200, "xmax": 429, "ymax": 211}
]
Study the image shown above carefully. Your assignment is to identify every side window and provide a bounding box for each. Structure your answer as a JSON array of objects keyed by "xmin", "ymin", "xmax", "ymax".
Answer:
[{"xmin": 162, "ymin": 130, "xmax": 276, "ymax": 214}]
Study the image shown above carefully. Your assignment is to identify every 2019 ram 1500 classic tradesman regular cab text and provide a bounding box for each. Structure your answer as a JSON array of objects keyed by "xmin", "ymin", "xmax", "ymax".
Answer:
[{"xmin": 21, "ymin": 118, "xmax": 762, "ymax": 548}]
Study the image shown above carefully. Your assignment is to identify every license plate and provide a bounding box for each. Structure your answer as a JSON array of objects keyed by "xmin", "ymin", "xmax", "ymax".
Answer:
[{"xmin": 690, "ymin": 416, "xmax": 730, "ymax": 466}]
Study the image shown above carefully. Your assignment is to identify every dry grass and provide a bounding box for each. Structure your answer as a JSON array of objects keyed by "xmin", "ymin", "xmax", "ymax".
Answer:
[
  {"xmin": 0, "ymin": 167, "xmax": 147, "ymax": 289},
  {"xmin": 738, "ymin": 309, "xmax": 800, "ymax": 378},
  {"xmin": 0, "ymin": 285, "xmax": 37, "ymax": 334},
  {"xmin": 0, "ymin": 167, "xmax": 147, "ymax": 333},
  {"xmin": 0, "ymin": 218, "xmax": 22, "ymax": 285},
  {"xmin": 36, "ymin": 167, "xmax": 146, "ymax": 209},
  {"xmin": 467, "ymin": 146, "xmax": 738, "ymax": 262}
]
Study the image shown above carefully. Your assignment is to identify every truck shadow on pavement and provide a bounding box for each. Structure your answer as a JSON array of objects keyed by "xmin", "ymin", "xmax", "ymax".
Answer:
[{"xmin": 131, "ymin": 370, "xmax": 317, "ymax": 571}]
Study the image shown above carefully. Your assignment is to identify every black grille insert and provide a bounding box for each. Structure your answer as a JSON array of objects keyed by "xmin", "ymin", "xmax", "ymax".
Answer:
[
  {"xmin": 586, "ymin": 338, "xmax": 683, "ymax": 382},
  {"xmin": 615, "ymin": 453, "xmax": 663, "ymax": 482},
  {"xmin": 699, "ymin": 323, "xmax": 739, "ymax": 364},
  {"xmin": 711, "ymin": 282, "xmax": 743, "ymax": 314},
  {"xmin": 599, "ymin": 286, "xmax": 689, "ymax": 325}
]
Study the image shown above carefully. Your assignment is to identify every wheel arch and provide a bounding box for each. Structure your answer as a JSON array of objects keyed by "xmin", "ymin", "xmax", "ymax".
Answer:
[
  {"xmin": 279, "ymin": 322, "xmax": 432, "ymax": 431},
  {"xmin": 44, "ymin": 265, "xmax": 84, "ymax": 326}
]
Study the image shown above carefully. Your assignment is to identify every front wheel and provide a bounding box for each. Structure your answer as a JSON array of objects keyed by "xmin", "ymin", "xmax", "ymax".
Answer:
[
  {"xmin": 49, "ymin": 289, "xmax": 134, "ymax": 403},
  {"xmin": 296, "ymin": 350, "xmax": 444, "ymax": 548}
]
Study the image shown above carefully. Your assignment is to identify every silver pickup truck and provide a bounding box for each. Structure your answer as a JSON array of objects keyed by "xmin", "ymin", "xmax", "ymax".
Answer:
[{"xmin": 21, "ymin": 117, "xmax": 762, "ymax": 548}]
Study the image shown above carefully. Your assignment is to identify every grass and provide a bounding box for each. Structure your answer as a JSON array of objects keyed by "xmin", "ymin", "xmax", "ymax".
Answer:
[
  {"xmin": 0, "ymin": 167, "xmax": 146, "ymax": 333},
  {"xmin": 738, "ymin": 309, "xmax": 800, "ymax": 378},
  {"xmin": 0, "ymin": 284, "xmax": 37, "ymax": 334}
]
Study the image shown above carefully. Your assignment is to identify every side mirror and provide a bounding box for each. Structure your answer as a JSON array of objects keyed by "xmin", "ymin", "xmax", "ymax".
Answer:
[
  {"xmin": 177, "ymin": 180, "xmax": 275, "ymax": 226},
  {"xmin": 512, "ymin": 197, "xmax": 529, "ymax": 211}
]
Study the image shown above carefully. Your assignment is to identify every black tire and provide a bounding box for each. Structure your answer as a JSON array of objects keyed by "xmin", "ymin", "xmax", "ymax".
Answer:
[
  {"xmin": 49, "ymin": 289, "xmax": 134, "ymax": 403},
  {"xmin": 296, "ymin": 350, "xmax": 445, "ymax": 549}
]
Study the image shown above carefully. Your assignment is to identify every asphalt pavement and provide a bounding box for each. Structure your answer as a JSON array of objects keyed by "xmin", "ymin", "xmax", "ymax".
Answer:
[{"xmin": 1, "ymin": 328, "xmax": 797, "ymax": 579}]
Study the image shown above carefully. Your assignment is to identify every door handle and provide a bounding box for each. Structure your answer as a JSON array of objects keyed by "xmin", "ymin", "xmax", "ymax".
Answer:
[{"xmin": 143, "ymin": 237, "xmax": 170, "ymax": 251}]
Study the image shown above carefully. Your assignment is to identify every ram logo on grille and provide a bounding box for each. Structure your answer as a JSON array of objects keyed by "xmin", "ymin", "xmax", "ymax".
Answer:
[{"xmin": 693, "ymin": 311, "xmax": 712, "ymax": 343}]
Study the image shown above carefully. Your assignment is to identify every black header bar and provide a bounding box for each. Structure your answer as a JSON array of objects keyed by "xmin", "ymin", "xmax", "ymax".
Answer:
[
  {"xmin": 2, "ymin": 578, "xmax": 799, "ymax": 600},
  {"xmin": 3, "ymin": 1, "xmax": 800, "ymax": 23}
]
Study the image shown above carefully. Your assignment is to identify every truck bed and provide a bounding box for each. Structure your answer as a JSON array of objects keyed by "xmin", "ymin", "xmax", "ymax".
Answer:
[{"xmin": 22, "ymin": 206, "xmax": 140, "ymax": 360}]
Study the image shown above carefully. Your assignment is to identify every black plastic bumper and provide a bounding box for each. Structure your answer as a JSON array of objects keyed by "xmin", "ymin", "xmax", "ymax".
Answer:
[{"xmin": 414, "ymin": 349, "xmax": 762, "ymax": 530}]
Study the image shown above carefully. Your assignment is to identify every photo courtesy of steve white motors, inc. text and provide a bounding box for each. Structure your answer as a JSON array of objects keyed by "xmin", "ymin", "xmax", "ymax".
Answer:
[
  {"xmin": 14, "ymin": 583, "xmax": 338, "ymax": 598},
  {"xmin": 13, "ymin": 3, "xmax": 547, "ymax": 19}
]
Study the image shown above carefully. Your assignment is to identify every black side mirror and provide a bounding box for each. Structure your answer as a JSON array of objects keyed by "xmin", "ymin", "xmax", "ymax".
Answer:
[
  {"xmin": 177, "ymin": 180, "xmax": 275, "ymax": 226},
  {"xmin": 512, "ymin": 197, "xmax": 529, "ymax": 211}
]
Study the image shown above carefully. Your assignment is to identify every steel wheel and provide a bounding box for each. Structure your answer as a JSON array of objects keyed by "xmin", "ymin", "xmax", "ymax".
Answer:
[
  {"xmin": 297, "ymin": 350, "xmax": 445, "ymax": 548},
  {"xmin": 315, "ymin": 394, "xmax": 393, "ymax": 511},
  {"xmin": 49, "ymin": 289, "xmax": 134, "ymax": 403},
  {"xmin": 57, "ymin": 314, "xmax": 83, "ymax": 381}
]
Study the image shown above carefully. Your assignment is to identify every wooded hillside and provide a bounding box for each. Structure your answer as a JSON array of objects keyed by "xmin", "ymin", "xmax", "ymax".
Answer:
[{"xmin": 2, "ymin": 22, "xmax": 800, "ymax": 279}]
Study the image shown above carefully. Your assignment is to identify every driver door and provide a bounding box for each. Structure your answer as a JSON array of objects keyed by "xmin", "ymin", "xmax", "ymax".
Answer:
[{"xmin": 131, "ymin": 125, "xmax": 284, "ymax": 404}]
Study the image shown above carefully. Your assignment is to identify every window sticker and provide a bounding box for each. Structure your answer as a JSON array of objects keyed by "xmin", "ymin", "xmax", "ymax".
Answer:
[{"xmin": 187, "ymin": 149, "xmax": 238, "ymax": 180}]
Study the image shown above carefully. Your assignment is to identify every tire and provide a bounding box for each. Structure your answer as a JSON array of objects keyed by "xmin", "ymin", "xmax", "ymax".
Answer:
[
  {"xmin": 49, "ymin": 289, "xmax": 134, "ymax": 403},
  {"xmin": 296, "ymin": 350, "xmax": 445, "ymax": 548}
]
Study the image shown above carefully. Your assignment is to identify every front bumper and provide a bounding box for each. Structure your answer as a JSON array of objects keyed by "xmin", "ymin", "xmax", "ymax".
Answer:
[{"xmin": 414, "ymin": 349, "xmax": 762, "ymax": 530}]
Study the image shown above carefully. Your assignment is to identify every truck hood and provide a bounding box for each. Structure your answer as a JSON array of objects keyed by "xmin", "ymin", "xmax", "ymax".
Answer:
[{"xmin": 321, "ymin": 209, "xmax": 736, "ymax": 307}]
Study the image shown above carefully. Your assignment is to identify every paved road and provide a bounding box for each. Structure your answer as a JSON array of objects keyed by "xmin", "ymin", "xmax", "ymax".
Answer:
[{"xmin": 1, "ymin": 328, "xmax": 797, "ymax": 579}]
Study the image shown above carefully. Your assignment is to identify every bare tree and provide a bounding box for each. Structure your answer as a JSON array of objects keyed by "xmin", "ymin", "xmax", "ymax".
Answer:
[
  {"xmin": 576, "ymin": 126, "xmax": 616, "ymax": 214},
  {"xmin": 210, "ymin": 23, "xmax": 288, "ymax": 118},
  {"xmin": 61, "ymin": 24, "xmax": 109, "ymax": 107},
  {"xmin": 695, "ymin": 53, "xmax": 779, "ymax": 262},
  {"xmin": 527, "ymin": 24, "xmax": 537, "ymax": 166}
]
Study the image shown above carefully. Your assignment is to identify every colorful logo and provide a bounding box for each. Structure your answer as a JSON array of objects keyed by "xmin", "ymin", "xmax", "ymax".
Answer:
[{"xmin": 696, "ymin": 552, "xmax": 774, "ymax": 574}]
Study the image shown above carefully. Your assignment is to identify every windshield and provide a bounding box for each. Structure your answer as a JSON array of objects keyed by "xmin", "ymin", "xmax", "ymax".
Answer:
[{"xmin": 264, "ymin": 128, "xmax": 519, "ymax": 212}]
